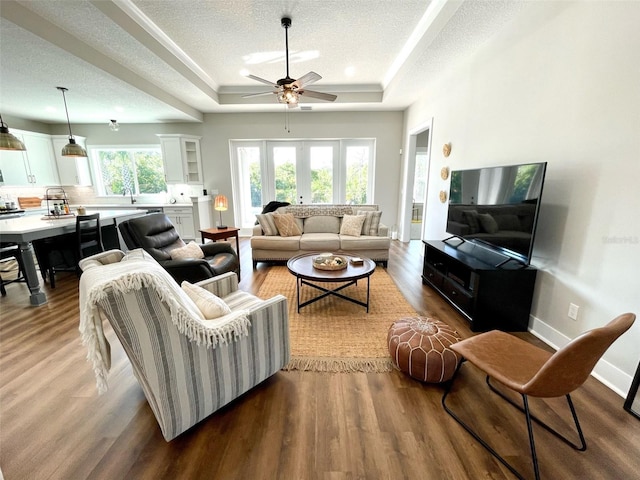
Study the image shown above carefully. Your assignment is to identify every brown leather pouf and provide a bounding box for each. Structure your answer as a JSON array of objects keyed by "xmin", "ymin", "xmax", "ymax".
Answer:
[{"xmin": 387, "ymin": 317, "xmax": 461, "ymax": 383}]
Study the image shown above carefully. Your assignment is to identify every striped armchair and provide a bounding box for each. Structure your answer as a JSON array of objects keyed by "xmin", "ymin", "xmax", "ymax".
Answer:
[{"xmin": 78, "ymin": 249, "xmax": 290, "ymax": 441}]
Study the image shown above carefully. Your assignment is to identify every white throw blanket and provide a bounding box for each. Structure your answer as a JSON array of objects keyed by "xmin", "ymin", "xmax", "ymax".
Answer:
[{"xmin": 79, "ymin": 253, "xmax": 250, "ymax": 394}]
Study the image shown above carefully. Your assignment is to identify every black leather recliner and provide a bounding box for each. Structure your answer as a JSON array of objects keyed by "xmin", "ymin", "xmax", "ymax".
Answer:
[{"xmin": 118, "ymin": 213, "xmax": 239, "ymax": 284}]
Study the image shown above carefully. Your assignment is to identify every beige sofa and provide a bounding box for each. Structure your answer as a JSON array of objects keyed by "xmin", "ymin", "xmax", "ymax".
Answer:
[{"xmin": 251, "ymin": 204, "xmax": 391, "ymax": 267}]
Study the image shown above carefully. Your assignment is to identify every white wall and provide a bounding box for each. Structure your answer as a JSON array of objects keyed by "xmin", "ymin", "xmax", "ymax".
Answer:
[
  {"xmin": 200, "ymin": 111, "xmax": 404, "ymax": 228},
  {"xmin": 403, "ymin": 1, "xmax": 640, "ymax": 395}
]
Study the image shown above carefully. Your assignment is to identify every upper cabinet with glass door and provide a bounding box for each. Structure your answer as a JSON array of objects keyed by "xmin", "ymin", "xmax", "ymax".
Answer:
[{"xmin": 157, "ymin": 134, "xmax": 203, "ymax": 184}]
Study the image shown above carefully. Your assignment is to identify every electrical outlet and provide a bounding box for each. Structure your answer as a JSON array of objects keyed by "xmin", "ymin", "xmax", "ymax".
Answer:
[{"xmin": 568, "ymin": 303, "xmax": 579, "ymax": 320}]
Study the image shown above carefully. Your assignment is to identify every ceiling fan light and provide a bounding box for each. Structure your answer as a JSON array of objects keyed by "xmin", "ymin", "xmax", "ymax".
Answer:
[
  {"xmin": 278, "ymin": 89, "xmax": 298, "ymax": 104},
  {"xmin": 61, "ymin": 137, "xmax": 87, "ymax": 157}
]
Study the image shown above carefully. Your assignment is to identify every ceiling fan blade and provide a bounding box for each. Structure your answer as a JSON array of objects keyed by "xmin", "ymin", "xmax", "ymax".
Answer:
[
  {"xmin": 242, "ymin": 91, "xmax": 277, "ymax": 98},
  {"xmin": 293, "ymin": 71, "xmax": 322, "ymax": 88},
  {"xmin": 246, "ymin": 74, "xmax": 277, "ymax": 87},
  {"xmin": 300, "ymin": 90, "xmax": 337, "ymax": 102}
]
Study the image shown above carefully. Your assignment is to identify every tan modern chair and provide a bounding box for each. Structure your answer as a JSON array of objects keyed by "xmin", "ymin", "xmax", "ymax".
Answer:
[{"xmin": 442, "ymin": 313, "xmax": 636, "ymax": 480}]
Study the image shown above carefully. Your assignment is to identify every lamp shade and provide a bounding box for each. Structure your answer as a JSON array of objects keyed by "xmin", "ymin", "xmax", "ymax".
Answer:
[
  {"xmin": 0, "ymin": 114, "xmax": 26, "ymax": 151},
  {"xmin": 214, "ymin": 194, "xmax": 228, "ymax": 211},
  {"xmin": 61, "ymin": 137, "xmax": 87, "ymax": 157}
]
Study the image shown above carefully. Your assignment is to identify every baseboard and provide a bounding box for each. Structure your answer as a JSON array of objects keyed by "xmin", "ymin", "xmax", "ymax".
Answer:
[{"xmin": 528, "ymin": 315, "xmax": 632, "ymax": 399}]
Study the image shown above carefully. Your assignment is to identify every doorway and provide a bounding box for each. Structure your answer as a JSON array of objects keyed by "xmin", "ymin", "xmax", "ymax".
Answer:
[
  {"xmin": 400, "ymin": 121, "xmax": 432, "ymax": 242},
  {"xmin": 411, "ymin": 130, "xmax": 430, "ymax": 239}
]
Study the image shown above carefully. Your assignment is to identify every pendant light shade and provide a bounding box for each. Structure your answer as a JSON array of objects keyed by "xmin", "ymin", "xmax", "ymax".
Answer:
[
  {"xmin": 56, "ymin": 86, "xmax": 87, "ymax": 157},
  {"xmin": 0, "ymin": 113, "xmax": 26, "ymax": 151},
  {"xmin": 61, "ymin": 138, "xmax": 87, "ymax": 157}
]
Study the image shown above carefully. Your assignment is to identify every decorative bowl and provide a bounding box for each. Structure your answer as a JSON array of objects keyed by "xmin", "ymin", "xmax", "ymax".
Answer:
[{"xmin": 313, "ymin": 254, "xmax": 348, "ymax": 271}]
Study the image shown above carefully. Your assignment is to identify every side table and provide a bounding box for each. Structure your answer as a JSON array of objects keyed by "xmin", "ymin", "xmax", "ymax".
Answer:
[{"xmin": 200, "ymin": 227, "xmax": 241, "ymax": 281}]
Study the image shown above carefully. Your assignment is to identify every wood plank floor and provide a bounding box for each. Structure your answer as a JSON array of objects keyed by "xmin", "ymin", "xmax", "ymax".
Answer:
[{"xmin": 1, "ymin": 239, "xmax": 638, "ymax": 479}]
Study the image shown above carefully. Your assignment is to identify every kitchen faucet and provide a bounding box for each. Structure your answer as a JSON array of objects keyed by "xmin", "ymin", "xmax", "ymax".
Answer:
[{"xmin": 123, "ymin": 187, "xmax": 136, "ymax": 204}]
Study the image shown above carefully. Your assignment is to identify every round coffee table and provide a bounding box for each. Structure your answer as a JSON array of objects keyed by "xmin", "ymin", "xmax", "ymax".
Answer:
[{"xmin": 287, "ymin": 253, "xmax": 376, "ymax": 312}]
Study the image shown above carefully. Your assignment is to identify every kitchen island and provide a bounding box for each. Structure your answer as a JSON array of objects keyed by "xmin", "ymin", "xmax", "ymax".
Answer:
[{"xmin": 0, "ymin": 209, "xmax": 142, "ymax": 306}]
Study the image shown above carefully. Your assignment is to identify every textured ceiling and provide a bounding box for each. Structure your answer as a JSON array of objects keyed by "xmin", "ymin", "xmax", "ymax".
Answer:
[{"xmin": 0, "ymin": 0, "xmax": 530, "ymax": 124}]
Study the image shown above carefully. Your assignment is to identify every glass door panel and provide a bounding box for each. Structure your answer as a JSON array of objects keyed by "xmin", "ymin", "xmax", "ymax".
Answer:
[
  {"xmin": 236, "ymin": 145, "xmax": 263, "ymax": 228},
  {"xmin": 309, "ymin": 145, "xmax": 336, "ymax": 204},
  {"xmin": 344, "ymin": 145, "xmax": 370, "ymax": 204},
  {"xmin": 272, "ymin": 145, "xmax": 298, "ymax": 204}
]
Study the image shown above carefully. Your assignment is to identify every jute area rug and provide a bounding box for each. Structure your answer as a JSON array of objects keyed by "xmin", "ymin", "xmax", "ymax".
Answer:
[{"xmin": 257, "ymin": 266, "xmax": 417, "ymax": 373}]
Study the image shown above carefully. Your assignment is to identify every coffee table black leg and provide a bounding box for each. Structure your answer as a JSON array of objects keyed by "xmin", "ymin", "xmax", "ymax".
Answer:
[
  {"xmin": 366, "ymin": 276, "xmax": 370, "ymax": 313},
  {"xmin": 298, "ymin": 279, "xmax": 370, "ymax": 310}
]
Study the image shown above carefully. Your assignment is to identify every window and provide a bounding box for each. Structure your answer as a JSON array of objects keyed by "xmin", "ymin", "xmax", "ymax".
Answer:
[
  {"xmin": 90, "ymin": 147, "xmax": 166, "ymax": 196},
  {"xmin": 231, "ymin": 139, "xmax": 375, "ymax": 228}
]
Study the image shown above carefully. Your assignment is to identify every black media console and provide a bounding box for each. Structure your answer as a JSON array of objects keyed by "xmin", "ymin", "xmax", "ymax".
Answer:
[{"xmin": 422, "ymin": 239, "xmax": 537, "ymax": 332}]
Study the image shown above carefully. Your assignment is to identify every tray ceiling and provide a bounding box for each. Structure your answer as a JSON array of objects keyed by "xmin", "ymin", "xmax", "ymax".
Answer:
[{"xmin": 0, "ymin": 0, "xmax": 528, "ymax": 124}]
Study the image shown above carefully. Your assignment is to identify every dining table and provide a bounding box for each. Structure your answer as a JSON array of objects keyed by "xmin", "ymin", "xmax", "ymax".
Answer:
[{"xmin": 0, "ymin": 209, "xmax": 142, "ymax": 306}]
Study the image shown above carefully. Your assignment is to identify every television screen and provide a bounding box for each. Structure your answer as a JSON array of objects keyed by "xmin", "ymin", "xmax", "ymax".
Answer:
[{"xmin": 446, "ymin": 162, "xmax": 547, "ymax": 265}]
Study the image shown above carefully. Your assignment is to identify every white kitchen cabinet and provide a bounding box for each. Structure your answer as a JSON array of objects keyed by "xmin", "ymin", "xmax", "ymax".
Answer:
[
  {"xmin": 51, "ymin": 135, "xmax": 92, "ymax": 186},
  {"xmin": 0, "ymin": 130, "xmax": 59, "ymax": 186},
  {"xmin": 164, "ymin": 206, "xmax": 195, "ymax": 240},
  {"xmin": 157, "ymin": 134, "xmax": 203, "ymax": 185}
]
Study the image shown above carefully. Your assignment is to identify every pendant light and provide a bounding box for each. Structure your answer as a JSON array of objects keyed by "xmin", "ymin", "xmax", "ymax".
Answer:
[
  {"xmin": 56, "ymin": 86, "xmax": 87, "ymax": 157},
  {"xmin": 0, "ymin": 113, "xmax": 26, "ymax": 151},
  {"xmin": 109, "ymin": 119, "xmax": 120, "ymax": 132}
]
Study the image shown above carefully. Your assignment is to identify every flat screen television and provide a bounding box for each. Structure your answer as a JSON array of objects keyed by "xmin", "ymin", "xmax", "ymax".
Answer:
[{"xmin": 446, "ymin": 162, "xmax": 547, "ymax": 265}]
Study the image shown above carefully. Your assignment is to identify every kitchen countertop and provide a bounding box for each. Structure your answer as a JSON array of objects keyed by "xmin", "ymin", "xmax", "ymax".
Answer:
[
  {"xmin": 0, "ymin": 209, "xmax": 143, "ymax": 307},
  {"xmin": 0, "ymin": 209, "xmax": 142, "ymax": 236}
]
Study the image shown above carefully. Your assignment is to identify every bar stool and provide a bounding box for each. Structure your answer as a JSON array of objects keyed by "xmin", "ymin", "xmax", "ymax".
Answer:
[
  {"xmin": 76, "ymin": 213, "xmax": 104, "ymax": 260},
  {"xmin": 0, "ymin": 243, "xmax": 27, "ymax": 296},
  {"xmin": 34, "ymin": 213, "xmax": 105, "ymax": 288}
]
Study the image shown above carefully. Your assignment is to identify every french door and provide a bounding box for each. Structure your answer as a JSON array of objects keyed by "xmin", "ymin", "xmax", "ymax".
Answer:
[
  {"xmin": 232, "ymin": 139, "xmax": 374, "ymax": 229},
  {"xmin": 266, "ymin": 141, "xmax": 339, "ymax": 205}
]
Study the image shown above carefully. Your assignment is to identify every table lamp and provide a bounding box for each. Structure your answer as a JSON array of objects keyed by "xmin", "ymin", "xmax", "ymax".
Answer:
[{"xmin": 214, "ymin": 194, "xmax": 228, "ymax": 229}]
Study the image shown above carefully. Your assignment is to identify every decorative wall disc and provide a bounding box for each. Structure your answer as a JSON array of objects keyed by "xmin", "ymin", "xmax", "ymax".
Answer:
[
  {"xmin": 440, "ymin": 166, "xmax": 449, "ymax": 180},
  {"xmin": 442, "ymin": 143, "xmax": 451, "ymax": 157},
  {"xmin": 439, "ymin": 190, "xmax": 447, "ymax": 203}
]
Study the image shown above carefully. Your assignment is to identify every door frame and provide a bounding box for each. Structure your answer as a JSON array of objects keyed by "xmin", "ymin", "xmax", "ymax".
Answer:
[{"xmin": 400, "ymin": 119, "xmax": 433, "ymax": 242}]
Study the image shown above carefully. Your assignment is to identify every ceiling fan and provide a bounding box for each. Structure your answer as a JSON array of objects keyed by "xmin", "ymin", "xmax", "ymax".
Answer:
[{"xmin": 242, "ymin": 17, "xmax": 337, "ymax": 107}]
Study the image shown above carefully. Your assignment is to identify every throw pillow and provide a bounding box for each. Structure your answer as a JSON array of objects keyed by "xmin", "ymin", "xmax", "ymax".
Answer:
[
  {"xmin": 478, "ymin": 213, "xmax": 499, "ymax": 234},
  {"xmin": 170, "ymin": 241, "xmax": 205, "ymax": 260},
  {"xmin": 462, "ymin": 210, "xmax": 480, "ymax": 234},
  {"xmin": 495, "ymin": 214, "xmax": 521, "ymax": 231},
  {"xmin": 256, "ymin": 212, "xmax": 279, "ymax": 236},
  {"xmin": 340, "ymin": 214, "xmax": 366, "ymax": 237},
  {"xmin": 272, "ymin": 213, "xmax": 302, "ymax": 237},
  {"xmin": 122, "ymin": 248, "xmax": 155, "ymax": 262},
  {"xmin": 356, "ymin": 210, "xmax": 382, "ymax": 236},
  {"xmin": 181, "ymin": 281, "xmax": 232, "ymax": 320}
]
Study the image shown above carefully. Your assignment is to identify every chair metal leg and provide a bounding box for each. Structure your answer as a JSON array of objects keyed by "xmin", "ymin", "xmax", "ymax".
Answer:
[
  {"xmin": 522, "ymin": 394, "xmax": 541, "ymax": 480},
  {"xmin": 442, "ymin": 361, "xmax": 531, "ymax": 480},
  {"xmin": 486, "ymin": 376, "xmax": 587, "ymax": 451}
]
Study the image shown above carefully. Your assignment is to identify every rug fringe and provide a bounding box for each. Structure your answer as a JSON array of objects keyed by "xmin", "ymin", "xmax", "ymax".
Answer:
[{"xmin": 283, "ymin": 356, "xmax": 394, "ymax": 373}]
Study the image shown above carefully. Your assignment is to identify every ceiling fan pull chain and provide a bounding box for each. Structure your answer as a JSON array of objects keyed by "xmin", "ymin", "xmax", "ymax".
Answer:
[{"xmin": 284, "ymin": 106, "xmax": 290, "ymax": 133}]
